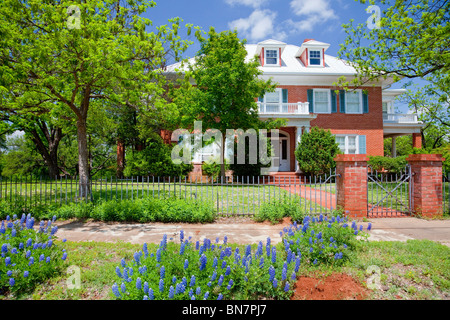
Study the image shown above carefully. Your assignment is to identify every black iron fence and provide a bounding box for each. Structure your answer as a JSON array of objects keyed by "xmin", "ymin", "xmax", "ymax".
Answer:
[{"xmin": 0, "ymin": 174, "xmax": 338, "ymax": 216}]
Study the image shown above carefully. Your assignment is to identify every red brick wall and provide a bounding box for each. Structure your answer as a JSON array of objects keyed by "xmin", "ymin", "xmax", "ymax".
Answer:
[
  {"xmin": 412, "ymin": 133, "xmax": 422, "ymax": 149},
  {"xmin": 278, "ymin": 85, "xmax": 384, "ymax": 157}
]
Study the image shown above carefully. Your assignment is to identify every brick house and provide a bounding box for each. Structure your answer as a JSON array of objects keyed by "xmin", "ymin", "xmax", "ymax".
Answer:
[{"xmin": 162, "ymin": 38, "xmax": 424, "ymax": 175}]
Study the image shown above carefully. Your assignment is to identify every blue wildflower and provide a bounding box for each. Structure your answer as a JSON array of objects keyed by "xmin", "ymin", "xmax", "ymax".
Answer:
[
  {"xmin": 160, "ymin": 266, "xmax": 165, "ymax": 279},
  {"xmin": 149, "ymin": 288, "xmax": 154, "ymax": 300},
  {"xmin": 367, "ymin": 223, "xmax": 372, "ymax": 231},
  {"xmin": 62, "ymin": 252, "xmax": 68, "ymax": 261},
  {"xmin": 284, "ymin": 282, "xmax": 290, "ymax": 292},
  {"xmin": 134, "ymin": 252, "xmax": 141, "ymax": 265},
  {"xmin": 5, "ymin": 257, "xmax": 11, "ymax": 266},
  {"xmin": 217, "ymin": 293, "xmax": 223, "ymax": 300},
  {"xmin": 223, "ymin": 235, "xmax": 228, "ymax": 245},
  {"xmin": 180, "ymin": 230, "xmax": 184, "ymax": 242},
  {"xmin": 169, "ymin": 286, "xmax": 174, "ymax": 299},
  {"xmin": 225, "ymin": 266, "xmax": 231, "ymax": 276},
  {"xmin": 273, "ymin": 278, "xmax": 277, "ymax": 288},
  {"xmin": 144, "ymin": 281, "xmax": 149, "ymax": 294},
  {"xmin": 136, "ymin": 277, "xmax": 142, "ymax": 290},
  {"xmin": 112, "ymin": 284, "xmax": 120, "ymax": 297},
  {"xmin": 271, "ymin": 247, "xmax": 276, "ymax": 264},
  {"xmin": 196, "ymin": 286, "xmax": 201, "ymax": 295},
  {"xmin": 120, "ymin": 282, "xmax": 126, "ymax": 293},
  {"xmin": 1, "ymin": 244, "xmax": 7, "ymax": 254},
  {"xmin": 159, "ymin": 279, "xmax": 164, "ymax": 292},
  {"xmin": 190, "ymin": 275, "xmax": 196, "ymax": 287},
  {"xmin": 120, "ymin": 258, "xmax": 126, "ymax": 268},
  {"xmin": 199, "ymin": 254, "xmax": 207, "ymax": 271},
  {"xmin": 204, "ymin": 292, "xmax": 209, "ymax": 300},
  {"xmin": 213, "ymin": 257, "xmax": 218, "ymax": 268},
  {"xmin": 268, "ymin": 266, "xmax": 276, "ymax": 282},
  {"xmin": 218, "ymin": 275, "xmax": 224, "ymax": 286},
  {"xmin": 184, "ymin": 259, "xmax": 189, "ymax": 270},
  {"xmin": 115, "ymin": 266, "xmax": 122, "ymax": 278},
  {"xmin": 29, "ymin": 257, "xmax": 34, "ymax": 266},
  {"xmin": 227, "ymin": 279, "xmax": 234, "ymax": 290}
]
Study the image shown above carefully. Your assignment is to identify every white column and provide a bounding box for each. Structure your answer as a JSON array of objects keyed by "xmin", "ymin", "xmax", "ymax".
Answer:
[{"xmin": 295, "ymin": 126, "xmax": 303, "ymax": 172}]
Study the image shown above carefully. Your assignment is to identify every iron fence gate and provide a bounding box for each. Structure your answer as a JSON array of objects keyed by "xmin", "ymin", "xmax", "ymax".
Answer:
[{"xmin": 367, "ymin": 165, "xmax": 413, "ymax": 218}]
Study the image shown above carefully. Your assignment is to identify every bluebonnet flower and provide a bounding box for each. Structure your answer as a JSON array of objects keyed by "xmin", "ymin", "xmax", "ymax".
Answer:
[
  {"xmin": 359, "ymin": 225, "xmax": 363, "ymax": 231},
  {"xmin": 115, "ymin": 266, "xmax": 122, "ymax": 278},
  {"xmin": 50, "ymin": 226, "xmax": 58, "ymax": 235},
  {"xmin": 352, "ymin": 221, "xmax": 357, "ymax": 230},
  {"xmin": 143, "ymin": 295, "xmax": 148, "ymax": 300},
  {"xmin": 259, "ymin": 257, "xmax": 264, "ymax": 268},
  {"xmin": 199, "ymin": 254, "xmax": 207, "ymax": 271},
  {"xmin": 327, "ymin": 223, "xmax": 332, "ymax": 228},
  {"xmin": 159, "ymin": 279, "xmax": 164, "ymax": 292},
  {"xmin": 223, "ymin": 235, "xmax": 228, "ymax": 245},
  {"xmin": 195, "ymin": 241, "xmax": 200, "ymax": 250},
  {"xmin": 169, "ymin": 286, "xmax": 174, "ymax": 299},
  {"xmin": 149, "ymin": 288, "xmax": 154, "ymax": 300},
  {"xmin": 367, "ymin": 223, "xmax": 372, "ymax": 231},
  {"xmin": 255, "ymin": 241, "xmax": 263, "ymax": 258},
  {"xmin": 182, "ymin": 277, "xmax": 187, "ymax": 288},
  {"xmin": 313, "ymin": 259, "xmax": 317, "ymax": 265},
  {"xmin": 180, "ymin": 230, "xmax": 184, "ymax": 242},
  {"xmin": 121, "ymin": 258, "xmax": 126, "ymax": 268},
  {"xmin": 1, "ymin": 244, "xmax": 7, "ymax": 254},
  {"xmin": 295, "ymin": 256, "xmax": 301, "ymax": 272},
  {"xmin": 196, "ymin": 286, "xmax": 201, "ymax": 295},
  {"xmin": 134, "ymin": 252, "xmax": 141, "ymax": 265},
  {"xmin": 227, "ymin": 279, "xmax": 234, "ymax": 290},
  {"xmin": 273, "ymin": 278, "xmax": 277, "ymax": 288},
  {"xmin": 282, "ymin": 265, "xmax": 287, "ymax": 281},
  {"xmin": 5, "ymin": 257, "xmax": 11, "ymax": 266},
  {"xmin": 213, "ymin": 257, "xmax": 218, "ymax": 268},
  {"xmin": 144, "ymin": 281, "xmax": 149, "ymax": 294},
  {"xmin": 11, "ymin": 229, "xmax": 16, "ymax": 237},
  {"xmin": 180, "ymin": 242, "xmax": 186, "ymax": 255},
  {"xmin": 172, "ymin": 275, "xmax": 177, "ymax": 284},
  {"xmin": 354, "ymin": 230, "xmax": 358, "ymax": 235},
  {"xmin": 160, "ymin": 234, "xmax": 167, "ymax": 250},
  {"xmin": 207, "ymin": 281, "xmax": 212, "ymax": 287},
  {"xmin": 271, "ymin": 247, "xmax": 276, "ymax": 264},
  {"xmin": 218, "ymin": 275, "xmax": 224, "ymax": 286},
  {"xmin": 160, "ymin": 266, "xmax": 165, "ymax": 279},
  {"xmin": 7, "ymin": 270, "xmax": 12, "ymax": 276},
  {"xmin": 203, "ymin": 291, "xmax": 210, "ymax": 300},
  {"xmin": 156, "ymin": 248, "xmax": 162, "ymax": 262},
  {"xmin": 284, "ymin": 282, "xmax": 290, "ymax": 292},
  {"xmin": 29, "ymin": 257, "xmax": 34, "ymax": 266},
  {"xmin": 222, "ymin": 260, "xmax": 227, "ymax": 269},
  {"xmin": 329, "ymin": 236, "xmax": 334, "ymax": 242},
  {"xmin": 62, "ymin": 252, "xmax": 68, "ymax": 261},
  {"xmin": 211, "ymin": 270, "xmax": 217, "ymax": 281},
  {"xmin": 26, "ymin": 250, "xmax": 31, "ymax": 258},
  {"xmin": 184, "ymin": 259, "xmax": 189, "ymax": 270},
  {"xmin": 121, "ymin": 282, "xmax": 127, "ymax": 293},
  {"xmin": 217, "ymin": 293, "xmax": 223, "ymax": 300},
  {"xmin": 291, "ymin": 272, "xmax": 296, "ymax": 281},
  {"xmin": 190, "ymin": 275, "xmax": 196, "ymax": 287},
  {"xmin": 112, "ymin": 284, "xmax": 120, "ymax": 298},
  {"xmin": 268, "ymin": 266, "xmax": 275, "ymax": 282},
  {"xmin": 143, "ymin": 243, "xmax": 148, "ymax": 258},
  {"xmin": 225, "ymin": 266, "xmax": 231, "ymax": 276},
  {"xmin": 309, "ymin": 247, "xmax": 313, "ymax": 253},
  {"xmin": 136, "ymin": 277, "xmax": 142, "ymax": 290},
  {"xmin": 343, "ymin": 244, "xmax": 348, "ymax": 249}
]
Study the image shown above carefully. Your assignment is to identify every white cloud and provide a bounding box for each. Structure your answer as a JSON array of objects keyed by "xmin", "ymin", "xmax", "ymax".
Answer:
[
  {"xmin": 224, "ymin": 0, "xmax": 269, "ymax": 9},
  {"xmin": 228, "ymin": 9, "xmax": 280, "ymax": 42},
  {"xmin": 290, "ymin": 0, "xmax": 337, "ymax": 20}
]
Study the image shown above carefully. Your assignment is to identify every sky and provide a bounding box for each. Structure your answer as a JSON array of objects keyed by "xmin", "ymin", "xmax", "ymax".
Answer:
[{"xmin": 143, "ymin": 0, "xmax": 416, "ymax": 112}]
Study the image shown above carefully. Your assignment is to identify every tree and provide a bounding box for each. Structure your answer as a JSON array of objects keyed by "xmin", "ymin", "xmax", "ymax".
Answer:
[
  {"xmin": 294, "ymin": 127, "xmax": 341, "ymax": 176},
  {"xmin": 337, "ymin": 0, "xmax": 449, "ymax": 91},
  {"xmin": 174, "ymin": 28, "xmax": 278, "ymax": 177},
  {"xmin": 0, "ymin": 0, "xmax": 192, "ymax": 197}
]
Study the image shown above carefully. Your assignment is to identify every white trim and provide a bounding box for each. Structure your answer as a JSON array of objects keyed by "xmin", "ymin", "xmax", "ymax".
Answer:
[
  {"xmin": 345, "ymin": 89, "xmax": 363, "ymax": 114},
  {"xmin": 264, "ymin": 47, "xmax": 279, "ymax": 66},
  {"xmin": 308, "ymin": 49, "xmax": 323, "ymax": 67},
  {"xmin": 313, "ymin": 88, "xmax": 331, "ymax": 114}
]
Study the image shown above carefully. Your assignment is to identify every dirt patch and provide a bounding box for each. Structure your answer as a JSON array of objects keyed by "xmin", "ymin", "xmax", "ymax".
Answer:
[{"xmin": 291, "ymin": 272, "xmax": 370, "ymax": 300}]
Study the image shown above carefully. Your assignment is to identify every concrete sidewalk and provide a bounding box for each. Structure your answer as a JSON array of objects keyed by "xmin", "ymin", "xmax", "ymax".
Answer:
[{"xmin": 54, "ymin": 216, "xmax": 450, "ymax": 247}]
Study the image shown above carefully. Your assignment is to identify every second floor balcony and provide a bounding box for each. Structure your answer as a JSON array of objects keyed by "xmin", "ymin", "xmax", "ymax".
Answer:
[
  {"xmin": 383, "ymin": 113, "xmax": 419, "ymax": 124},
  {"xmin": 257, "ymin": 102, "xmax": 310, "ymax": 116}
]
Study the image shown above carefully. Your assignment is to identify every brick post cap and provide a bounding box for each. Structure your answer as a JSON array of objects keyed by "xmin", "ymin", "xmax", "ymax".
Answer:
[
  {"xmin": 334, "ymin": 154, "xmax": 369, "ymax": 162},
  {"xmin": 406, "ymin": 154, "xmax": 445, "ymax": 162}
]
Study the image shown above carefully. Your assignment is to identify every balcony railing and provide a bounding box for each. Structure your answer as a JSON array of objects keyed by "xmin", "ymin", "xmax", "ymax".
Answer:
[
  {"xmin": 257, "ymin": 102, "xmax": 310, "ymax": 115},
  {"xmin": 383, "ymin": 113, "xmax": 419, "ymax": 124}
]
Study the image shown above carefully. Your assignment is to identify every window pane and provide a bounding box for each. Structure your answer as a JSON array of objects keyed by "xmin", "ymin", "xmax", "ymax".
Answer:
[
  {"xmin": 346, "ymin": 91, "xmax": 361, "ymax": 113},
  {"xmin": 382, "ymin": 102, "xmax": 388, "ymax": 113},
  {"xmin": 335, "ymin": 136, "xmax": 345, "ymax": 153},
  {"xmin": 281, "ymin": 140, "xmax": 287, "ymax": 160},
  {"xmin": 348, "ymin": 136, "xmax": 356, "ymax": 154},
  {"xmin": 309, "ymin": 50, "xmax": 321, "ymax": 65},
  {"xmin": 265, "ymin": 92, "xmax": 279, "ymax": 103},
  {"xmin": 314, "ymin": 91, "xmax": 329, "ymax": 112},
  {"xmin": 266, "ymin": 50, "xmax": 278, "ymax": 64}
]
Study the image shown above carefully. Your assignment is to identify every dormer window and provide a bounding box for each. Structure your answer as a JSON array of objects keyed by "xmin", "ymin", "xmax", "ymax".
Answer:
[
  {"xmin": 309, "ymin": 50, "xmax": 322, "ymax": 66},
  {"xmin": 265, "ymin": 49, "xmax": 278, "ymax": 65}
]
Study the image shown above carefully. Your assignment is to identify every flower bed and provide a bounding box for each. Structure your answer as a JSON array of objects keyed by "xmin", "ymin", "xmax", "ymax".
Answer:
[
  {"xmin": 0, "ymin": 214, "xmax": 68, "ymax": 296},
  {"xmin": 111, "ymin": 215, "xmax": 370, "ymax": 300}
]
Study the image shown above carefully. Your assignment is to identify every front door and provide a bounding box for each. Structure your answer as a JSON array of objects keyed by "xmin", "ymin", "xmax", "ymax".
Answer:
[{"xmin": 279, "ymin": 137, "xmax": 290, "ymax": 171}]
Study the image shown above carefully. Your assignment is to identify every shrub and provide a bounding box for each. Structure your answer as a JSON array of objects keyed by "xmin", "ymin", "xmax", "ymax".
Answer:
[
  {"xmin": 0, "ymin": 214, "xmax": 68, "ymax": 296},
  {"xmin": 295, "ymin": 127, "xmax": 341, "ymax": 176},
  {"xmin": 280, "ymin": 215, "xmax": 369, "ymax": 266},
  {"xmin": 202, "ymin": 157, "xmax": 230, "ymax": 179},
  {"xmin": 368, "ymin": 155, "xmax": 407, "ymax": 174},
  {"xmin": 254, "ymin": 196, "xmax": 305, "ymax": 224},
  {"xmin": 124, "ymin": 139, "xmax": 193, "ymax": 177}
]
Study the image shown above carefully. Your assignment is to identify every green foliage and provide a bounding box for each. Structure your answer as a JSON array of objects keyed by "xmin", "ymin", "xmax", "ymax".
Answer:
[
  {"xmin": 254, "ymin": 196, "xmax": 306, "ymax": 224},
  {"xmin": 281, "ymin": 215, "xmax": 369, "ymax": 266},
  {"xmin": 0, "ymin": 214, "xmax": 68, "ymax": 296},
  {"xmin": 294, "ymin": 127, "xmax": 341, "ymax": 175},
  {"xmin": 202, "ymin": 157, "xmax": 230, "ymax": 179},
  {"xmin": 368, "ymin": 155, "xmax": 408, "ymax": 173},
  {"xmin": 124, "ymin": 140, "xmax": 193, "ymax": 177}
]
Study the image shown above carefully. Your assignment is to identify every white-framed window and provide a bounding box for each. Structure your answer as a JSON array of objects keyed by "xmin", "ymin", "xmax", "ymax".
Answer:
[
  {"xmin": 335, "ymin": 135, "xmax": 362, "ymax": 154},
  {"xmin": 309, "ymin": 50, "xmax": 322, "ymax": 66},
  {"xmin": 313, "ymin": 89, "xmax": 331, "ymax": 113},
  {"xmin": 382, "ymin": 101, "xmax": 392, "ymax": 114},
  {"xmin": 265, "ymin": 48, "xmax": 279, "ymax": 65},
  {"xmin": 262, "ymin": 88, "xmax": 282, "ymax": 113},
  {"xmin": 345, "ymin": 90, "xmax": 363, "ymax": 114}
]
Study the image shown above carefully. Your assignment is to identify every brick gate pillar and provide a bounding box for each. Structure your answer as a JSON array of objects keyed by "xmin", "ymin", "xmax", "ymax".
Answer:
[
  {"xmin": 334, "ymin": 154, "xmax": 369, "ymax": 219},
  {"xmin": 406, "ymin": 154, "xmax": 445, "ymax": 217}
]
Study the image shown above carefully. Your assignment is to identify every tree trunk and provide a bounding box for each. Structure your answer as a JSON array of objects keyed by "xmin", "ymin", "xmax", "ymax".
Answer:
[
  {"xmin": 117, "ymin": 139, "xmax": 125, "ymax": 178},
  {"xmin": 28, "ymin": 123, "xmax": 63, "ymax": 178},
  {"xmin": 77, "ymin": 117, "xmax": 91, "ymax": 199}
]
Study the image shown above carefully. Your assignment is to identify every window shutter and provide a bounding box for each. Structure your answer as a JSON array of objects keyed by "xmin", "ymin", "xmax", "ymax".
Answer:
[
  {"xmin": 282, "ymin": 89, "xmax": 288, "ymax": 103},
  {"xmin": 258, "ymin": 96, "xmax": 264, "ymax": 102},
  {"xmin": 339, "ymin": 90, "xmax": 346, "ymax": 113},
  {"xmin": 362, "ymin": 92, "xmax": 369, "ymax": 113},
  {"xmin": 359, "ymin": 135, "xmax": 366, "ymax": 154},
  {"xmin": 307, "ymin": 89, "xmax": 314, "ymax": 113},
  {"xmin": 331, "ymin": 90, "xmax": 337, "ymax": 113}
]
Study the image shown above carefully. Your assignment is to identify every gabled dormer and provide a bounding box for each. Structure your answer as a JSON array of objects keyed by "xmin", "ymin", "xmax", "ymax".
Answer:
[
  {"xmin": 256, "ymin": 39, "xmax": 287, "ymax": 67},
  {"xmin": 296, "ymin": 39, "xmax": 330, "ymax": 68}
]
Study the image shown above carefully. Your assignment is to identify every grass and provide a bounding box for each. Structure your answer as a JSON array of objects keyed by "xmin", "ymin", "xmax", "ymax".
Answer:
[{"xmin": 3, "ymin": 237, "xmax": 449, "ymax": 300}]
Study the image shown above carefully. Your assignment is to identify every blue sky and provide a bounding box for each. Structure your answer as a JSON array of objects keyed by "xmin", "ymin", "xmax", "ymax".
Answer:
[{"xmin": 144, "ymin": 0, "xmax": 415, "ymax": 111}]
